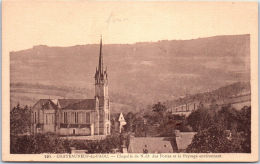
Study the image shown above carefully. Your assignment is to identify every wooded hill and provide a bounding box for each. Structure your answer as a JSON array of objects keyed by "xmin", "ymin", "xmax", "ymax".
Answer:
[{"xmin": 164, "ymin": 81, "xmax": 250, "ymax": 108}]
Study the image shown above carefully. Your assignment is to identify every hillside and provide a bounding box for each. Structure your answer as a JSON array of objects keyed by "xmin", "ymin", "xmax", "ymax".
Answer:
[
  {"xmin": 10, "ymin": 83, "xmax": 141, "ymax": 114},
  {"xmin": 164, "ymin": 81, "xmax": 251, "ymax": 108},
  {"xmin": 10, "ymin": 34, "xmax": 250, "ymax": 112}
]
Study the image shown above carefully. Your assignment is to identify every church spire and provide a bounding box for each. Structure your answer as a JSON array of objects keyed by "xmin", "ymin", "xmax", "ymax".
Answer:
[
  {"xmin": 95, "ymin": 35, "xmax": 108, "ymax": 83},
  {"xmin": 98, "ymin": 35, "xmax": 103, "ymax": 77}
]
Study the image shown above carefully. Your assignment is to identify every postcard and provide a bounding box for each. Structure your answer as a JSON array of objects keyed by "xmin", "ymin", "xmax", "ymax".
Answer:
[{"xmin": 2, "ymin": 0, "xmax": 258, "ymax": 162}]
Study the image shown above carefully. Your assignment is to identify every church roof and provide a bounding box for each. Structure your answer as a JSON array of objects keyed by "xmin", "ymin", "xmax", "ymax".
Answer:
[
  {"xmin": 63, "ymin": 99, "xmax": 96, "ymax": 110},
  {"xmin": 33, "ymin": 99, "xmax": 96, "ymax": 111},
  {"xmin": 42, "ymin": 100, "xmax": 58, "ymax": 110},
  {"xmin": 58, "ymin": 99, "xmax": 86, "ymax": 108},
  {"xmin": 32, "ymin": 99, "xmax": 50, "ymax": 109}
]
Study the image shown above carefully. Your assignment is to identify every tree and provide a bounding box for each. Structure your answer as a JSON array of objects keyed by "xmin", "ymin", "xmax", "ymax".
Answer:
[
  {"xmin": 152, "ymin": 102, "xmax": 167, "ymax": 113},
  {"xmin": 186, "ymin": 107, "xmax": 215, "ymax": 132},
  {"xmin": 10, "ymin": 104, "xmax": 31, "ymax": 135},
  {"xmin": 238, "ymin": 106, "xmax": 251, "ymax": 153},
  {"xmin": 150, "ymin": 102, "xmax": 168, "ymax": 125},
  {"xmin": 186, "ymin": 124, "xmax": 243, "ymax": 153},
  {"xmin": 124, "ymin": 112, "xmax": 135, "ymax": 132},
  {"xmin": 186, "ymin": 105, "xmax": 251, "ymax": 153},
  {"xmin": 217, "ymin": 105, "xmax": 240, "ymax": 131}
]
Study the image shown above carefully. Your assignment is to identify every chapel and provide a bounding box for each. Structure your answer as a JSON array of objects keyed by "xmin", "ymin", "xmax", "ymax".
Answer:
[{"xmin": 31, "ymin": 37, "xmax": 110, "ymax": 136}]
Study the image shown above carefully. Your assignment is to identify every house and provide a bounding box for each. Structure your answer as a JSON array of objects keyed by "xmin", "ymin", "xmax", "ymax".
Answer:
[
  {"xmin": 118, "ymin": 113, "xmax": 127, "ymax": 133},
  {"xmin": 228, "ymin": 91, "xmax": 251, "ymax": 110},
  {"xmin": 168, "ymin": 90, "xmax": 251, "ymax": 117},
  {"xmin": 111, "ymin": 112, "xmax": 127, "ymax": 133},
  {"xmin": 128, "ymin": 137, "xmax": 173, "ymax": 153},
  {"xmin": 168, "ymin": 101, "xmax": 200, "ymax": 117},
  {"xmin": 31, "ymin": 37, "xmax": 111, "ymax": 136}
]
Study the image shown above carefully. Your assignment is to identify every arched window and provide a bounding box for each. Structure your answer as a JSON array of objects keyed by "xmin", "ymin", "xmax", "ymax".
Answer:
[
  {"xmin": 64, "ymin": 112, "xmax": 68, "ymax": 123},
  {"xmin": 86, "ymin": 113, "xmax": 90, "ymax": 123},
  {"xmin": 34, "ymin": 112, "xmax": 37, "ymax": 123},
  {"xmin": 75, "ymin": 112, "xmax": 78, "ymax": 124},
  {"xmin": 107, "ymin": 125, "xmax": 109, "ymax": 134}
]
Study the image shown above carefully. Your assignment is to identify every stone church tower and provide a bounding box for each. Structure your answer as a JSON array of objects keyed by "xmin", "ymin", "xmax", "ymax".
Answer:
[{"xmin": 94, "ymin": 37, "xmax": 110, "ymax": 135}]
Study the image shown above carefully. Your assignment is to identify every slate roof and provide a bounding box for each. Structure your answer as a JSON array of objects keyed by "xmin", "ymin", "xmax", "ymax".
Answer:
[
  {"xmin": 175, "ymin": 132, "xmax": 197, "ymax": 150},
  {"xmin": 58, "ymin": 99, "xmax": 85, "ymax": 108},
  {"xmin": 33, "ymin": 99, "xmax": 96, "ymax": 111},
  {"xmin": 128, "ymin": 137, "xmax": 173, "ymax": 153},
  {"xmin": 41, "ymin": 100, "xmax": 58, "ymax": 110},
  {"xmin": 32, "ymin": 99, "xmax": 50, "ymax": 109},
  {"xmin": 63, "ymin": 99, "xmax": 96, "ymax": 110}
]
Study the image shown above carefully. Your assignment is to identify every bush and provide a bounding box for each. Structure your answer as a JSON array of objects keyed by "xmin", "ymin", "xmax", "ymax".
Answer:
[
  {"xmin": 11, "ymin": 133, "xmax": 69, "ymax": 154},
  {"xmin": 11, "ymin": 133, "xmax": 125, "ymax": 154}
]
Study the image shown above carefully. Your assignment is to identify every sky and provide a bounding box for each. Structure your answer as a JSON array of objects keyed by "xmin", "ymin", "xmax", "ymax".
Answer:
[{"xmin": 2, "ymin": 0, "xmax": 258, "ymax": 52}]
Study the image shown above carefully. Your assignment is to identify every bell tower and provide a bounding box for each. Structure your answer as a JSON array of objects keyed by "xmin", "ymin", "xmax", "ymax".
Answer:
[{"xmin": 94, "ymin": 36, "xmax": 110, "ymax": 135}]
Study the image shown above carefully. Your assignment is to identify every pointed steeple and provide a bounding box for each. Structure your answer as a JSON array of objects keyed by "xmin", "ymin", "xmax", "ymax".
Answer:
[
  {"xmin": 98, "ymin": 35, "xmax": 103, "ymax": 77},
  {"xmin": 95, "ymin": 35, "xmax": 108, "ymax": 84}
]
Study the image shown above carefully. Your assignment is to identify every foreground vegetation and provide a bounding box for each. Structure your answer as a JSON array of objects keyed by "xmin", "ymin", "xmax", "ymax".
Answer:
[
  {"xmin": 10, "ymin": 101, "xmax": 251, "ymax": 153},
  {"xmin": 11, "ymin": 133, "xmax": 126, "ymax": 154},
  {"xmin": 122, "ymin": 102, "xmax": 251, "ymax": 153},
  {"xmin": 186, "ymin": 105, "xmax": 251, "ymax": 153}
]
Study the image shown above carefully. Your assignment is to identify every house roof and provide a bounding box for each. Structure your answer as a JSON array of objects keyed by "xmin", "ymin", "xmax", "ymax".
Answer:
[
  {"xmin": 175, "ymin": 132, "xmax": 197, "ymax": 150},
  {"xmin": 33, "ymin": 99, "xmax": 96, "ymax": 111},
  {"xmin": 118, "ymin": 113, "xmax": 125, "ymax": 122},
  {"xmin": 128, "ymin": 137, "xmax": 173, "ymax": 153}
]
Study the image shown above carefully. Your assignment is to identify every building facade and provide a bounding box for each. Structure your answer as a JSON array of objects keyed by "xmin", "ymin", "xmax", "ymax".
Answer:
[
  {"xmin": 31, "ymin": 38, "xmax": 110, "ymax": 136},
  {"xmin": 168, "ymin": 101, "xmax": 200, "ymax": 117},
  {"xmin": 111, "ymin": 113, "xmax": 127, "ymax": 134},
  {"xmin": 228, "ymin": 91, "xmax": 251, "ymax": 110},
  {"xmin": 168, "ymin": 91, "xmax": 251, "ymax": 117}
]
